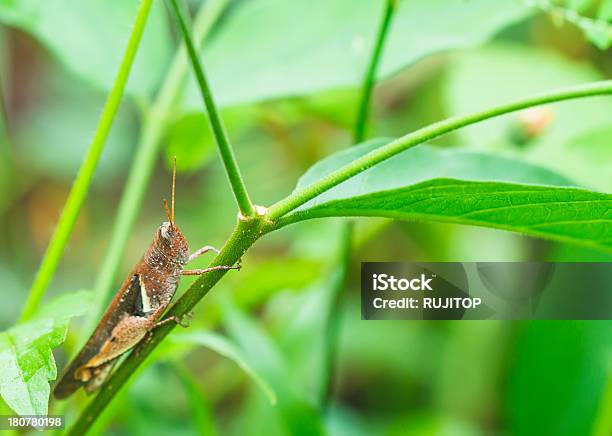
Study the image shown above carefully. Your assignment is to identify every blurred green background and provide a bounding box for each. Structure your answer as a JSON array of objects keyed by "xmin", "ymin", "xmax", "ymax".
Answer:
[{"xmin": 0, "ymin": 0, "xmax": 611, "ymax": 434}]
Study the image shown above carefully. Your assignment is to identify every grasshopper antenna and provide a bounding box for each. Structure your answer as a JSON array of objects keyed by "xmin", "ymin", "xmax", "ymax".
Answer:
[
  {"xmin": 163, "ymin": 198, "xmax": 172, "ymax": 225},
  {"xmin": 162, "ymin": 157, "xmax": 177, "ymax": 226},
  {"xmin": 171, "ymin": 156, "xmax": 176, "ymax": 224}
]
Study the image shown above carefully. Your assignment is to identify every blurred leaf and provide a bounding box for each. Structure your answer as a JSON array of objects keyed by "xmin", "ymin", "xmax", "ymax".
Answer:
[
  {"xmin": 387, "ymin": 412, "xmax": 481, "ymax": 436},
  {"xmin": 288, "ymin": 139, "xmax": 612, "ymax": 251},
  {"xmin": 122, "ymin": 363, "xmax": 204, "ymax": 436},
  {"xmin": 580, "ymin": 18, "xmax": 612, "ymax": 49},
  {"xmin": 229, "ymin": 258, "xmax": 323, "ymax": 307},
  {"xmin": 165, "ymin": 114, "xmax": 217, "ymax": 173},
  {"xmin": 221, "ymin": 299, "xmax": 323, "ymax": 436},
  {"xmin": 592, "ymin": 374, "xmax": 612, "ymax": 436},
  {"xmin": 171, "ymin": 330, "xmax": 277, "ymax": 405},
  {"xmin": 274, "ymin": 279, "xmax": 341, "ymax": 407},
  {"xmin": 508, "ymin": 321, "xmax": 612, "ymax": 435},
  {"xmin": 14, "ymin": 66, "xmax": 134, "ymax": 181},
  {"xmin": 0, "ymin": 0, "xmax": 172, "ymax": 96},
  {"xmin": 182, "ymin": 0, "xmax": 530, "ymax": 109},
  {"xmin": 295, "ymin": 139, "xmax": 575, "ymax": 200},
  {"xmin": 164, "ymin": 107, "xmax": 257, "ymax": 173},
  {"xmin": 568, "ymin": 0, "xmax": 597, "ymax": 12},
  {"xmin": 599, "ymin": 0, "xmax": 612, "ymax": 20},
  {"xmin": 444, "ymin": 44, "xmax": 612, "ymax": 190},
  {"xmin": 0, "ymin": 290, "xmax": 91, "ymax": 415},
  {"xmin": 434, "ymin": 322, "xmax": 509, "ymax": 424},
  {"xmin": 531, "ymin": 0, "xmax": 612, "ymax": 49},
  {"xmin": 172, "ymin": 364, "xmax": 216, "ymax": 436},
  {"xmin": 0, "ymin": 263, "xmax": 24, "ymax": 330}
]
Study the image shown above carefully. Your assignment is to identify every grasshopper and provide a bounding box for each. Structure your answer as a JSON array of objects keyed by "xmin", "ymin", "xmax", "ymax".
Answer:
[{"xmin": 53, "ymin": 160, "xmax": 239, "ymax": 398}]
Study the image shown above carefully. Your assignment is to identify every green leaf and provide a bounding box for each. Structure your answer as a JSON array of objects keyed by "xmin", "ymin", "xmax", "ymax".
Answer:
[
  {"xmin": 508, "ymin": 321, "xmax": 612, "ymax": 435},
  {"xmin": 171, "ymin": 330, "xmax": 277, "ymax": 405},
  {"xmin": 286, "ymin": 139, "xmax": 612, "ymax": 251},
  {"xmin": 182, "ymin": 0, "xmax": 530, "ymax": 109},
  {"xmin": 0, "ymin": 0, "xmax": 172, "ymax": 96},
  {"xmin": 221, "ymin": 300, "xmax": 323, "ymax": 436},
  {"xmin": 0, "ymin": 290, "xmax": 92, "ymax": 415}
]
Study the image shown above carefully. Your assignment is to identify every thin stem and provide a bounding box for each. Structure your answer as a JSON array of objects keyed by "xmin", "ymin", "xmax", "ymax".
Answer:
[
  {"xmin": 85, "ymin": 0, "xmax": 228, "ymax": 339},
  {"xmin": 66, "ymin": 217, "xmax": 266, "ymax": 435},
  {"xmin": 268, "ymin": 80, "xmax": 612, "ymax": 220},
  {"xmin": 167, "ymin": 0, "xmax": 255, "ymax": 217},
  {"xmin": 321, "ymin": 0, "xmax": 396, "ymax": 409},
  {"xmin": 0, "ymin": 65, "xmax": 12, "ymax": 215},
  {"xmin": 319, "ymin": 222, "xmax": 352, "ymax": 409},
  {"xmin": 18, "ymin": 0, "xmax": 154, "ymax": 322},
  {"xmin": 353, "ymin": 0, "xmax": 396, "ymax": 144}
]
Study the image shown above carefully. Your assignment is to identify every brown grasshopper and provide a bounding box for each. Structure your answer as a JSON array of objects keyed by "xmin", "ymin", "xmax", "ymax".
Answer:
[{"xmin": 53, "ymin": 160, "xmax": 239, "ymax": 399}]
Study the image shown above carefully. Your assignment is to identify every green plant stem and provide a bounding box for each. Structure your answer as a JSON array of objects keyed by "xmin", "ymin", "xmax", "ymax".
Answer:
[
  {"xmin": 66, "ymin": 216, "xmax": 268, "ymax": 435},
  {"xmin": 167, "ymin": 0, "xmax": 255, "ymax": 217},
  {"xmin": 18, "ymin": 0, "xmax": 154, "ymax": 322},
  {"xmin": 319, "ymin": 222, "xmax": 352, "ymax": 409},
  {"xmin": 353, "ymin": 0, "xmax": 396, "ymax": 143},
  {"xmin": 268, "ymin": 80, "xmax": 612, "ymax": 221},
  {"xmin": 321, "ymin": 0, "xmax": 396, "ymax": 409},
  {"xmin": 0, "ymin": 66, "xmax": 12, "ymax": 216},
  {"xmin": 86, "ymin": 0, "xmax": 227, "ymax": 338}
]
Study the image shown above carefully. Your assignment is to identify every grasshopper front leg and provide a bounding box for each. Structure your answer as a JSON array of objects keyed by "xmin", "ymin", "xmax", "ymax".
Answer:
[
  {"xmin": 188, "ymin": 245, "xmax": 220, "ymax": 263},
  {"xmin": 181, "ymin": 264, "xmax": 240, "ymax": 275},
  {"xmin": 182, "ymin": 244, "xmax": 240, "ymax": 276}
]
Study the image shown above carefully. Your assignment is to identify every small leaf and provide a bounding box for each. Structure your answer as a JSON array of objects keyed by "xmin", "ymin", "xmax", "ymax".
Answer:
[
  {"xmin": 0, "ymin": 291, "xmax": 92, "ymax": 415},
  {"xmin": 288, "ymin": 139, "xmax": 612, "ymax": 251},
  {"xmin": 171, "ymin": 330, "xmax": 277, "ymax": 405}
]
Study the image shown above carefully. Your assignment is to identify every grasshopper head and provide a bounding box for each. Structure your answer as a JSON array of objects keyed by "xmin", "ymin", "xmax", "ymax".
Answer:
[{"xmin": 157, "ymin": 221, "xmax": 189, "ymax": 265}]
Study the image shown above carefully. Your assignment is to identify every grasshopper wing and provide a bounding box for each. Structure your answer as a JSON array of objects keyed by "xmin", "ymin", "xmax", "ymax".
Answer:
[{"xmin": 53, "ymin": 273, "xmax": 143, "ymax": 399}]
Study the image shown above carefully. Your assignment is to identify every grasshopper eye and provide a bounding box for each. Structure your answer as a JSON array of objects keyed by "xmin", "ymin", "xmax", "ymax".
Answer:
[{"xmin": 160, "ymin": 223, "xmax": 172, "ymax": 240}]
